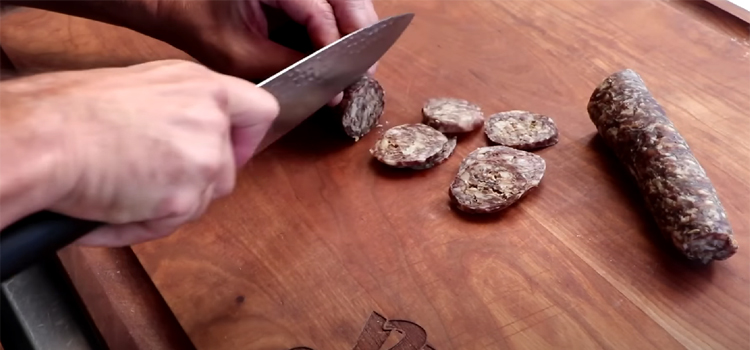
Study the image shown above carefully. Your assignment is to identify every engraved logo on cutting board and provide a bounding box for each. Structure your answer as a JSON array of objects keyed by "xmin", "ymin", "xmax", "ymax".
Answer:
[{"xmin": 289, "ymin": 311, "xmax": 436, "ymax": 350}]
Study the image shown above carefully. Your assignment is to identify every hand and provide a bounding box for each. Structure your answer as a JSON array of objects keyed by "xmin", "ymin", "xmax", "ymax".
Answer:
[
  {"xmin": 3, "ymin": 60, "xmax": 279, "ymax": 247},
  {"xmin": 143, "ymin": 0, "xmax": 379, "ymax": 82}
]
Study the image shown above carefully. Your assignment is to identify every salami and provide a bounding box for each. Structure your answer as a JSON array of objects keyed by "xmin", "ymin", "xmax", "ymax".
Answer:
[
  {"xmin": 370, "ymin": 123, "xmax": 451, "ymax": 169},
  {"xmin": 461, "ymin": 145, "xmax": 546, "ymax": 188},
  {"xmin": 485, "ymin": 110, "xmax": 559, "ymax": 150},
  {"xmin": 338, "ymin": 75, "xmax": 385, "ymax": 141},
  {"xmin": 449, "ymin": 160, "xmax": 529, "ymax": 214},
  {"xmin": 587, "ymin": 69, "xmax": 738, "ymax": 263},
  {"xmin": 410, "ymin": 137, "xmax": 457, "ymax": 170},
  {"xmin": 422, "ymin": 98, "xmax": 484, "ymax": 133},
  {"xmin": 450, "ymin": 145, "xmax": 545, "ymax": 214}
]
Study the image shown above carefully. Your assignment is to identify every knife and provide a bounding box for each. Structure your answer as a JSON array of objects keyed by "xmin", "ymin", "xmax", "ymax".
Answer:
[
  {"xmin": 0, "ymin": 13, "xmax": 414, "ymax": 282},
  {"xmin": 256, "ymin": 13, "xmax": 414, "ymax": 153}
]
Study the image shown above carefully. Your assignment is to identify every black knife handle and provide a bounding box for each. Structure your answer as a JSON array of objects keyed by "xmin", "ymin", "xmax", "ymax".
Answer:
[{"xmin": 0, "ymin": 211, "xmax": 101, "ymax": 281}]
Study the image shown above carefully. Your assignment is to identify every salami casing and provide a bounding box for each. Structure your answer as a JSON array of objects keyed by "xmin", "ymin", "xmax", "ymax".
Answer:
[
  {"xmin": 338, "ymin": 75, "xmax": 385, "ymax": 141},
  {"xmin": 587, "ymin": 69, "xmax": 738, "ymax": 263}
]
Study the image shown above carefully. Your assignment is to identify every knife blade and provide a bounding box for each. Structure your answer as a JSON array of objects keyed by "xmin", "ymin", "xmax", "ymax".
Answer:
[
  {"xmin": 254, "ymin": 12, "xmax": 414, "ymax": 154},
  {"xmin": 0, "ymin": 13, "xmax": 414, "ymax": 282}
]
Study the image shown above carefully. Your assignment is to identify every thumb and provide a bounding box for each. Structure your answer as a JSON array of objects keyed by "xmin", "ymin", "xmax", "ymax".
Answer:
[{"xmin": 216, "ymin": 74, "xmax": 280, "ymax": 166}]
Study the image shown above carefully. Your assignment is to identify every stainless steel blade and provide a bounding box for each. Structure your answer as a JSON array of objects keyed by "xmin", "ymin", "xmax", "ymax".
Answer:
[{"xmin": 254, "ymin": 13, "xmax": 414, "ymax": 154}]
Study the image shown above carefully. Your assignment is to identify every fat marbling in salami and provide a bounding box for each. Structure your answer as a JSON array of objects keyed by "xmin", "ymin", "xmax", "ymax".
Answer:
[
  {"xmin": 370, "ymin": 123, "xmax": 452, "ymax": 169},
  {"xmin": 587, "ymin": 68, "xmax": 738, "ymax": 263},
  {"xmin": 410, "ymin": 137, "xmax": 457, "ymax": 170},
  {"xmin": 449, "ymin": 160, "xmax": 529, "ymax": 214},
  {"xmin": 422, "ymin": 98, "xmax": 484, "ymax": 134},
  {"xmin": 485, "ymin": 110, "xmax": 559, "ymax": 150},
  {"xmin": 450, "ymin": 145, "xmax": 546, "ymax": 214},
  {"xmin": 338, "ymin": 75, "xmax": 385, "ymax": 141},
  {"xmin": 460, "ymin": 145, "xmax": 547, "ymax": 189}
]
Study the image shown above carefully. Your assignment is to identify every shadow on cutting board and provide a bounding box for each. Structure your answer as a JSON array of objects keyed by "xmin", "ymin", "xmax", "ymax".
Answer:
[
  {"xmin": 447, "ymin": 201, "xmax": 524, "ymax": 224},
  {"xmin": 367, "ymin": 157, "xmax": 448, "ymax": 180},
  {"xmin": 586, "ymin": 134, "xmax": 717, "ymax": 291},
  {"xmin": 268, "ymin": 106, "xmax": 356, "ymax": 159}
]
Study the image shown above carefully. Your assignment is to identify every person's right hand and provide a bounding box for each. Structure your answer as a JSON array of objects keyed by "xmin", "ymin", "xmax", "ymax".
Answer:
[{"xmin": 9, "ymin": 59, "xmax": 279, "ymax": 247}]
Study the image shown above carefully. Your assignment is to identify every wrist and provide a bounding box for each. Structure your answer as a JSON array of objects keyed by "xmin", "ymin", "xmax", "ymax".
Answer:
[{"xmin": 0, "ymin": 81, "xmax": 77, "ymax": 229}]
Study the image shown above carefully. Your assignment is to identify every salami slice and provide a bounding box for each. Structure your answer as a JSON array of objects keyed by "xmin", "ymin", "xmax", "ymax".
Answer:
[
  {"xmin": 338, "ymin": 75, "xmax": 385, "ymax": 141},
  {"xmin": 422, "ymin": 98, "xmax": 484, "ymax": 134},
  {"xmin": 370, "ymin": 123, "xmax": 450, "ymax": 168},
  {"xmin": 449, "ymin": 160, "xmax": 529, "ymax": 214},
  {"xmin": 460, "ymin": 145, "xmax": 546, "ymax": 189},
  {"xmin": 587, "ymin": 69, "xmax": 738, "ymax": 263},
  {"xmin": 450, "ymin": 145, "xmax": 545, "ymax": 214},
  {"xmin": 485, "ymin": 110, "xmax": 559, "ymax": 150}
]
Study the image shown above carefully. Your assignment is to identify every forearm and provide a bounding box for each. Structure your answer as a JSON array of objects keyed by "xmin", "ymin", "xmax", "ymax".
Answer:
[
  {"xmin": 1, "ymin": 0, "xmax": 159, "ymax": 38},
  {"xmin": 0, "ymin": 82, "xmax": 72, "ymax": 229}
]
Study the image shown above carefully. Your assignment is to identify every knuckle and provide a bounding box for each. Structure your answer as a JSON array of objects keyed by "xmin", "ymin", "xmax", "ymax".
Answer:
[
  {"xmin": 186, "ymin": 103, "xmax": 230, "ymax": 132},
  {"xmin": 209, "ymin": 111, "xmax": 231, "ymax": 132},
  {"xmin": 161, "ymin": 192, "xmax": 198, "ymax": 219},
  {"xmin": 344, "ymin": 0, "xmax": 366, "ymax": 10},
  {"xmin": 215, "ymin": 174, "xmax": 236, "ymax": 199},
  {"xmin": 315, "ymin": 0, "xmax": 336, "ymax": 21},
  {"xmin": 195, "ymin": 151, "xmax": 224, "ymax": 179},
  {"xmin": 168, "ymin": 59, "xmax": 213, "ymax": 78}
]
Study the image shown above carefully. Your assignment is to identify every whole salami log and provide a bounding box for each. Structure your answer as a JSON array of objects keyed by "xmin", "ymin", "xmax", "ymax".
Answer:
[{"xmin": 587, "ymin": 69, "xmax": 738, "ymax": 263}]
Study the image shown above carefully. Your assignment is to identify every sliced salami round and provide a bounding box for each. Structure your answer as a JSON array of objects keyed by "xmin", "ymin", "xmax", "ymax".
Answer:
[
  {"xmin": 461, "ymin": 145, "xmax": 546, "ymax": 188},
  {"xmin": 422, "ymin": 98, "xmax": 484, "ymax": 134},
  {"xmin": 484, "ymin": 110, "xmax": 559, "ymax": 150},
  {"xmin": 338, "ymin": 75, "xmax": 385, "ymax": 141},
  {"xmin": 449, "ymin": 160, "xmax": 529, "ymax": 214},
  {"xmin": 370, "ymin": 123, "xmax": 449, "ymax": 168}
]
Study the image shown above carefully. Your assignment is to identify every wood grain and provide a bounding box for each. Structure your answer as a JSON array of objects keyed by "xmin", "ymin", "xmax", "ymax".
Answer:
[
  {"xmin": 1, "ymin": 0, "xmax": 749, "ymax": 349},
  {"xmin": 56, "ymin": 246, "xmax": 196, "ymax": 350}
]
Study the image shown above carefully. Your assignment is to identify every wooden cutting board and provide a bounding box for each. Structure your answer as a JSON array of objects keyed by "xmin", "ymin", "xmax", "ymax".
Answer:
[{"xmin": 2, "ymin": 0, "xmax": 749, "ymax": 349}]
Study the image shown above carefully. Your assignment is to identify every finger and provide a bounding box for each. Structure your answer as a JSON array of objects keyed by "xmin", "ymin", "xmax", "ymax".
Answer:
[
  {"xmin": 215, "ymin": 74, "xmax": 280, "ymax": 166},
  {"xmin": 367, "ymin": 62, "xmax": 378, "ymax": 75},
  {"xmin": 213, "ymin": 135, "xmax": 237, "ymax": 199},
  {"xmin": 328, "ymin": 0, "xmax": 379, "ymax": 74},
  {"xmin": 238, "ymin": 0, "xmax": 270, "ymax": 37},
  {"xmin": 327, "ymin": 92, "xmax": 344, "ymax": 107},
  {"xmin": 263, "ymin": 0, "xmax": 340, "ymax": 48},
  {"xmin": 327, "ymin": 0, "xmax": 379, "ymax": 35},
  {"xmin": 76, "ymin": 185, "xmax": 216, "ymax": 247},
  {"xmin": 75, "ymin": 222, "xmax": 172, "ymax": 247},
  {"xmin": 188, "ymin": 184, "xmax": 216, "ymax": 221}
]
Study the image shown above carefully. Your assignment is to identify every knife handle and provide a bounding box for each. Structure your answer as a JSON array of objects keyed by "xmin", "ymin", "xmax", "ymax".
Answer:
[{"xmin": 0, "ymin": 211, "xmax": 101, "ymax": 281}]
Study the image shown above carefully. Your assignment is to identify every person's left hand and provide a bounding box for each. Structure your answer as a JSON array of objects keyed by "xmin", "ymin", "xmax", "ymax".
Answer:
[{"xmin": 140, "ymin": 0, "xmax": 379, "ymax": 82}]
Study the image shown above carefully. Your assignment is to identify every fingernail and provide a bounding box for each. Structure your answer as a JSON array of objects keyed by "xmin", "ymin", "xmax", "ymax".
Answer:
[
  {"xmin": 367, "ymin": 63, "xmax": 378, "ymax": 75},
  {"xmin": 327, "ymin": 92, "xmax": 343, "ymax": 107}
]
